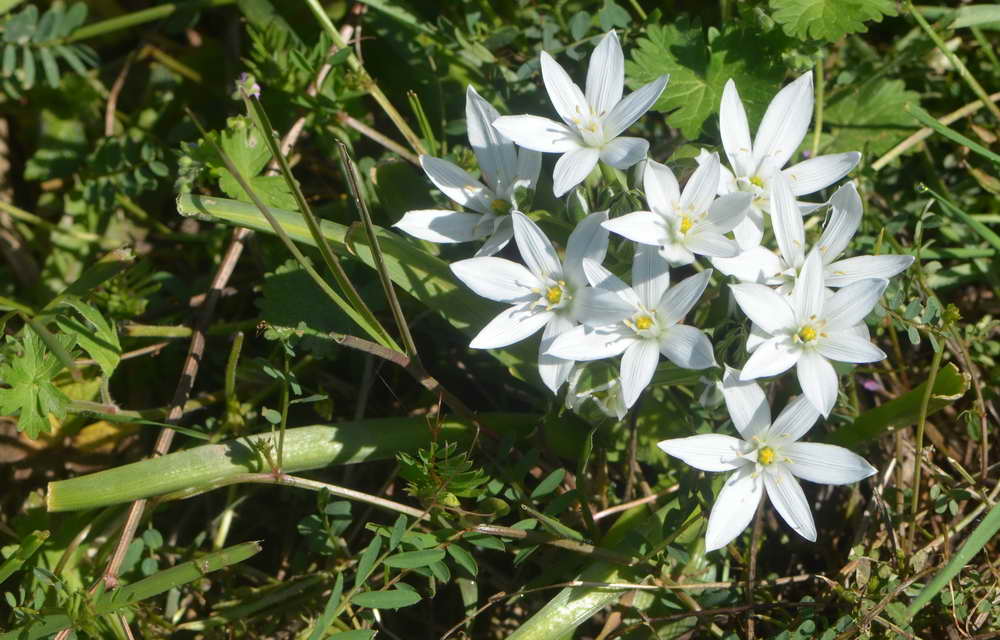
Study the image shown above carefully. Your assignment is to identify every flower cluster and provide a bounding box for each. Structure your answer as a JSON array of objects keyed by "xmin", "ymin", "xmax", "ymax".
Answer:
[{"xmin": 395, "ymin": 31, "xmax": 912, "ymax": 549}]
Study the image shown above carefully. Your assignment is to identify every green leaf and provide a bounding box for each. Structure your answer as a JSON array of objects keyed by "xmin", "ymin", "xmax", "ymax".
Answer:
[
  {"xmin": 0, "ymin": 530, "xmax": 48, "ymax": 585},
  {"xmin": 530, "ymin": 468, "xmax": 565, "ymax": 500},
  {"xmin": 56, "ymin": 298, "xmax": 121, "ymax": 377},
  {"xmin": 952, "ymin": 5, "xmax": 1000, "ymax": 29},
  {"xmin": 821, "ymin": 77, "xmax": 920, "ymax": 155},
  {"xmin": 355, "ymin": 535, "xmax": 382, "ymax": 585},
  {"xmin": 0, "ymin": 329, "xmax": 72, "ymax": 438},
  {"xmin": 307, "ymin": 572, "xmax": 343, "ymax": 640},
  {"xmin": 626, "ymin": 17, "xmax": 788, "ymax": 138},
  {"xmin": 327, "ymin": 632, "xmax": 375, "ymax": 640},
  {"xmin": 389, "ymin": 515, "xmax": 406, "ymax": 551},
  {"xmin": 769, "ymin": 0, "xmax": 897, "ymax": 41},
  {"xmin": 350, "ymin": 589, "xmax": 422, "ymax": 610},
  {"xmin": 257, "ymin": 259, "xmax": 349, "ymax": 358},
  {"xmin": 209, "ymin": 117, "xmax": 296, "ymax": 209},
  {"xmin": 382, "ymin": 548, "xmax": 445, "ymax": 569},
  {"xmin": 446, "ymin": 543, "xmax": 478, "ymax": 577}
]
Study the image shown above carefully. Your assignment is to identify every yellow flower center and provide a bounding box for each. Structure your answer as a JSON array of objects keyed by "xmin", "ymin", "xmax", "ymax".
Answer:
[
  {"xmin": 679, "ymin": 216, "xmax": 693, "ymax": 234},
  {"xmin": 749, "ymin": 175, "xmax": 764, "ymax": 188},
  {"xmin": 546, "ymin": 286, "xmax": 563, "ymax": 305},
  {"xmin": 797, "ymin": 325, "xmax": 817, "ymax": 343},
  {"xmin": 758, "ymin": 446, "xmax": 776, "ymax": 466},
  {"xmin": 635, "ymin": 315, "xmax": 654, "ymax": 330}
]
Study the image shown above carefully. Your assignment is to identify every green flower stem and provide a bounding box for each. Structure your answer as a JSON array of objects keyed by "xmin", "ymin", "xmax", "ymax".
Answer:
[
  {"xmin": 46, "ymin": 414, "xmax": 532, "ymax": 512},
  {"xmin": 907, "ymin": 346, "xmax": 943, "ymax": 551},
  {"xmin": 65, "ymin": 0, "xmax": 237, "ymax": 43},
  {"xmin": 123, "ymin": 321, "xmax": 255, "ymax": 338},
  {"xmin": 811, "ymin": 54, "xmax": 825, "ymax": 157}
]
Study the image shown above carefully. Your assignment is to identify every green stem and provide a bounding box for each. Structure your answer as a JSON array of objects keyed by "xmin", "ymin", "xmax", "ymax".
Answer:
[
  {"xmin": 907, "ymin": 346, "xmax": 943, "ymax": 551},
  {"xmin": 276, "ymin": 350, "xmax": 290, "ymax": 469},
  {"xmin": 811, "ymin": 55, "xmax": 825, "ymax": 157},
  {"xmin": 65, "ymin": 0, "xmax": 237, "ymax": 43}
]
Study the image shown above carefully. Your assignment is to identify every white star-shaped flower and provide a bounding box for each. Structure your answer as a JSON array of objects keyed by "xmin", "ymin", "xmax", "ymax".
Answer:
[
  {"xmin": 603, "ymin": 153, "xmax": 750, "ymax": 266},
  {"xmin": 714, "ymin": 72, "xmax": 861, "ymax": 248},
  {"xmin": 450, "ymin": 211, "xmax": 614, "ymax": 392},
  {"xmin": 658, "ymin": 366, "xmax": 877, "ymax": 551},
  {"xmin": 729, "ymin": 247, "xmax": 888, "ymax": 416},
  {"xmin": 395, "ymin": 86, "xmax": 542, "ymax": 256},
  {"xmin": 493, "ymin": 31, "xmax": 668, "ymax": 197}
]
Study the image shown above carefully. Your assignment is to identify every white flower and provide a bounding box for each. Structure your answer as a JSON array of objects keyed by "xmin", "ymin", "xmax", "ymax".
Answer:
[
  {"xmin": 657, "ymin": 366, "xmax": 877, "ymax": 551},
  {"xmin": 713, "ymin": 177, "xmax": 914, "ymax": 291},
  {"xmin": 729, "ymin": 247, "xmax": 888, "ymax": 417},
  {"xmin": 603, "ymin": 154, "xmax": 750, "ymax": 265},
  {"xmin": 714, "ymin": 72, "xmax": 861, "ymax": 248},
  {"xmin": 395, "ymin": 86, "xmax": 542, "ymax": 256},
  {"xmin": 492, "ymin": 31, "xmax": 668, "ymax": 197},
  {"xmin": 450, "ymin": 211, "xmax": 613, "ymax": 392},
  {"xmin": 545, "ymin": 245, "xmax": 715, "ymax": 409}
]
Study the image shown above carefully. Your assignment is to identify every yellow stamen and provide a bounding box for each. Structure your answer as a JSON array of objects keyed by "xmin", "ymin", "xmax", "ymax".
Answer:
[
  {"xmin": 749, "ymin": 175, "xmax": 764, "ymax": 188},
  {"xmin": 758, "ymin": 446, "xmax": 775, "ymax": 466},
  {"xmin": 679, "ymin": 216, "xmax": 693, "ymax": 234},
  {"xmin": 546, "ymin": 286, "xmax": 563, "ymax": 305},
  {"xmin": 797, "ymin": 326, "xmax": 817, "ymax": 342},
  {"xmin": 635, "ymin": 315, "xmax": 654, "ymax": 330}
]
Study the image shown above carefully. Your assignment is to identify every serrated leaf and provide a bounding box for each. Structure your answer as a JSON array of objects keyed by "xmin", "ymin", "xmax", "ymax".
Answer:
[
  {"xmin": 0, "ymin": 330, "xmax": 72, "ymax": 439},
  {"xmin": 212, "ymin": 117, "xmax": 294, "ymax": 209},
  {"xmin": 351, "ymin": 589, "xmax": 421, "ymax": 610},
  {"xmin": 56, "ymin": 298, "xmax": 121, "ymax": 377},
  {"xmin": 769, "ymin": 0, "xmax": 897, "ymax": 42},
  {"xmin": 382, "ymin": 549, "xmax": 445, "ymax": 569},
  {"xmin": 822, "ymin": 77, "xmax": 920, "ymax": 155},
  {"xmin": 626, "ymin": 17, "xmax": 788, "ymax": 138}
]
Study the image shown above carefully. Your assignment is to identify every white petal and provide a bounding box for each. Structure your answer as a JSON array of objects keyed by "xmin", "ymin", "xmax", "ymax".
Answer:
[
  {"xmin": 599, "ymin": 137, "xmax": 648, "ymax": 169},
  {"xmin": 657, "ymin": 270, "xmax": 712, "ymax": 327},
  {"xmin": 395, "ymin": 210, "xmax": 485, "ymax": 243},
  {"xmin": 420, "ymin": 155, "xmax": 494, "ymax": 214},
  {"xmin": 538, "ymin": 314, "xmax": 576, "ymax": 393},
  {"xmin": 659, "ymin": 242, "xmax": 696, "ymax": 267},
  {"xmin": 753, "ymin": 72, "xmax": 813, "ymax": 169},
  {"xmin": 469, "ymin": 304, "xmax": 552, "ymax": 349},
  {"xmin": 815, "ymin": 182, "xmax": 861, "ymax": 265},
  {"xmin": 746, "ymin": 322, "xmax": 770, "ymax": 352},
  {"xmin": 546, "ymin": 324, "xmax": 631, "ymax": 360},
  {"xmin": 719, "ymin": 79, "xmax": 754, "ymax": 178},
  {"xmin": 553, "ymin": 147, "xmax": 600, "ymax": 197},
  {"xmin": 564, "ymin": 211, "xmax": 610, "ymax": 287},
  {"xmin": 770, "ymin": 171, "xmax": 806, "ymax": 268},
  {"xmin": 705, "ymin": 465, "xmax": 763, "ymax": 551},
  {"xmin": 741, "ymin": 337, "xmax": 800, "ymax": 379},
  {"xmin": 729, "ymin": 283, "xmax": 796, "ymax": 334},
  {"xmin": 466, "ymin": 86, "xmax": 517, "ymax": 196},
  {"xmin": 705, "ymin": 192, "xmax": 751, "ymax": 233},
  {"xmin": 492, "ymin": 115, "xmax": 582, "ymax": 153},
  {"xmin": 540, "ymin": 50, "xmax": 589, "ymax": 126},
  {"xmin": 767, "ymin": 394, "xmax": 820, "ymax": 442},
  {"xmin": 685, "ymin": 231, "xmax": 740, "ymax": 258},
  {"xmin": 796, "ymin": 350, "xmax": 838, "ymax": 417},
  {"xmin": 816, "ymin": 331, "xmax": 886, "ymax": 363},
  {"xmin": 644, "ymin": 159, "xmax": 681, "ymax": 215},
  {"xmin": 681, "ymin": 152, "xmax": 721, "ymax": 215},
  {"xmin": 632, "ymin": 243, "xmax": 671, "ymax": 309},
  {"xmin": 451, "ymin": 257, "xmax": 538, "ymax": 302},
  {"xmin": 712, "ymin": 246, "xmax": 785, "ymax": 285},
  {"xmin": 783, "ymin": 152, "xmax": 860, "ymax": 197},
  {"xmin": 722, "ymin": 365, "xmax": 771, "ymax": 439},
  {"xmin": 512, "ymin": 212, "xmax": 562, "ymax": 279},
  {"xmin": 825, "ymin": 255, "xmax": 914, "ymax": 288},
  {"xmin": 601, "ymin": 211, "xmax": 670, "ymax": 246},
  {"xmin": 474, "ymin": 217, "xmax": 514, "ymax": 256},
  {"xmin": 791, "ymin": 248, "xmax": 825, "ymax": 322},
  {"xmin": 763, "ymin": 466, "xmax": 816, "ymax": 542},
  {"xmin": 823, "ymin": 278, "xmax": 888, "ymax": 331},
  {"xmin": 657, "ymin": 434, "xmax": 750, "ymax": 472},
  {"xmin": 581, "ymin": 258, "xmax": 640, "ymax": 307},
  {"xmin": 620, "ymin": 339, "xmax": 660, "ymax": 408},
  {"xmin": 574, "ymin": 287, "xmax": 635, "ymax": 326},
  {"xmin": 603, "ymin": 75, "xmax": 668, "ymax": 140},
  {"xmin": 585, "ymin": 31, "xmax": 624, "ymax": 116},
  {"xmin": 733, "ymin": 207, "xmax": 765, "ymax": 249},
  {"xmin": 784, "ymin": 442, "xmax": 877, "ymax": 485},
  {"xmin": 659, "ymin": 324, "xmax": 716, "ymax": 369},
  {"xmin": 514, "ymin": 148, "xmax": 543, "ymax": 198}
]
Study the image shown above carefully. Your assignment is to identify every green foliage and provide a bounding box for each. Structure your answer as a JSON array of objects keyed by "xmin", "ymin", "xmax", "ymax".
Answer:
[
  {"xmin": 0, "ymin": 329, "xmax": 72, "ymax": 438},
  {"xmin": 0, "ymin": 2, "xmax": 97, "ymax": 97},
  {"xmin": 769, "ymin": 0, "xmax": 898, "ymax": 41},
  {"xmin": 398, "ymin": 441, "xmax": 489, "ymax": 509},
  {"xmin": 822, "ymin": 76, "xmax": 920, "ymax": 155}
]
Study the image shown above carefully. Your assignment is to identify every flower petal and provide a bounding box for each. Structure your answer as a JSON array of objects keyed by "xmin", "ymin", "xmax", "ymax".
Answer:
[
  {"xmin": 705, "ymin": 191, "xmax": 751, "ymax": 233},
  {"xmin": 540, "ymin": 50, "xmax": 589, "ymax": 126},
  {"xmin": 763, "ymin": 465, "xmax": 816, "ymax": 542},
  {"xmin": 729, "ymin": 283, "xmax": 796, "ymax": 334},
  {"xmin": 705, "ymin": 465, "xmax": 763, "ymax": 551},
  {"xmin": 585, "ymin": 31, "xmax": 624, "ymax": 116},
  {"xmin": 719, "ymin": 79, "xmax": 755, "ymax": 178},
  {"xmin": 791, "ymin": 248, "xmax": 825, "ymax": 322},
  {"xmin": 581, "ymin": 258, "xmax": 640, "ymax": 307},
  {"xmin": 620, "ymin": 339, "xmax": 660, "ymax": 408},
  {"xmin": 538, "ymin": 313, "xmax": 576, "ymax": 393},
  {"xmin": 599, "ymin": 137, "xmax": 648, "ymax": 169},
  {"xmin": 469, "ymin": 304, "xmax": 552, "ymax": 349},
  {"xmin": 784, "ymin": 442, "xmax": 877, "ymax": 485},
  {"xmin": 492, "ymin": 115, "xmax": 582, "ymax": 153},
  {"xmin": 466, "ymin": 85, "xmax": 517, "ymax": 196},
  {"xmin": 815, "ymin": 182, "xmax": 861, "ymax": 264},
  {"xmin": 553, "ymin": 147, "xmax": 601, "ymax": 197},
  {"xmin": 546, "ymin": 324, "xmax": 632, "ymax": 360},
  {"xmin": 741, "ymin": 337, "xmax": 800, "ymax": 379},
  {"xmin": 681, "ymin": 152, "xmax": 721, "ymax": 215},
  {"xmin": 722, "ymin": 366, "xmax": 771, "ymax": 439},
  {"xmin": 603, "ymin": 75, "xmax": 668, "ymax": 139},
  {"xmin": 783, "ymin": 152, "xmax": 860, "ymax": 196},
  {"xmin": 659, "ymin": 324, "xmax": 716, "ymax": 369},
  {"xmin": 753, "ymin": 72, "xmax": 813, "ymax": 170},
  {"xmin": 574, "ymin": 287, "xmax": 635, "ymax": 326},
  {"xmin": 602, "ymin": 211, "xmax": 670, "ymax": 246},
  {"xmin": 768, "ymin": 394, "xmax": 820, "ymax": 442},
  {"xmin": 512, "ymin": 211, "xmax": 563, "ymax": 279},
  {"xmin": 733, "ymin": 207, "xmax": 765, "ymax": 249},
  {"xmin": 685, "ymin": 231, "xmax": 740, "ymax": 258},
  {"xmin": 823, "ymin": 278, "xmax": 888, "ymax": 331},
  {"xmin": 796, "ymin": 350, "xmax": 838, "ymax": 417},
  {"xmin": 564, "ymin": 211, "xmax": 610, "ymax": 287},
  {"xmin": 657, "ymin": 270, "xmax": 712, "ymax": 327},
  {"xmin": 825, "ymin": 255, "xmax": 914, "ymax": 288},
  {"xmin": 395, "ymin": 210, "xmax": 485, "ymax": 243},
  {"xmin": 420, "ymin": 155, "xmax": 494, "ymax": 214},
  {"xmin": 659, "ymin": 242, "xmax": 696, "ymax": 266},
  {"xmin": 632, "ymin": 243, "xmax": 671, "ymax": 309},
  {"xmin": 771, "ymin": 170, "xmax": 807, "ymax": 268},
  {"xmin": 713, "ymin": 246, "xmax": 785, "ymax": 285},
  {"xmin": 474, "ymin": 217, "xmax": 514, "ymax": 256},
  {"xmin": 816, "ymin": 331, "xmax": 886, "ymax": 363},
  {"xmin": 450, "ymin": 257, "xmax": 538, "ymax": 302},
  {"xmin": 644, "ymin": 159, "xmax": 681, "ymax": 215},
  {"xmin": 514, "ymin": 148, "xmax": 543, "ymax": 197},
  {"xmin": 657, "ymin": 434, "xmax": 750, "ymax": 472}
]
